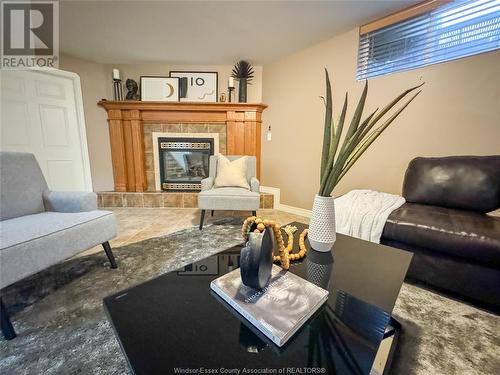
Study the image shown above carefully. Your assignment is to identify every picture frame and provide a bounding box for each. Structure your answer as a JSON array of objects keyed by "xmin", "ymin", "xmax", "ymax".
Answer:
[
  {"xmin": 169, "ymin": 71, "xmax": 218, "ymax": 103},
  {"xmin": 140, "ymin": 76, "xmax": 179, "ymax": 102}
]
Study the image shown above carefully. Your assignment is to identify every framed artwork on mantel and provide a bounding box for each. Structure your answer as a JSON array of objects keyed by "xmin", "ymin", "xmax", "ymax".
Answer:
[
  {"xmin": 140, "ymin": 76, "xmax": 179, "ymax": 101},
  {"xmin": 169, "ymin": 71, "xmax": 218, "ymax": 102}
]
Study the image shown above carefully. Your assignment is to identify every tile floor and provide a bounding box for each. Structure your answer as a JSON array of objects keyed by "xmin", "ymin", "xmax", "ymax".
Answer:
[{"xmin": 81, "ymin": 208, "xmax": 309, "ymax": 257}]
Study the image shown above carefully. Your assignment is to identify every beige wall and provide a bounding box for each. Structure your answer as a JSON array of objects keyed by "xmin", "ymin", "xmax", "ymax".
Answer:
[
  {"xmin": 261, "ymin": 28, "xmax": 500, "ymax": 209},
  {"xmin": 59, "ymin": 55, "xmax": 263, "ymax": 191}
]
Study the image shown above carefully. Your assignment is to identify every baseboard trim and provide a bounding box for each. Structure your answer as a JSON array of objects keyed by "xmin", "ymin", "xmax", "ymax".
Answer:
[
  {"xmin": 260, "ymin": 186, "xmax": 311, "ymax": 218},
  {"xmin": 278, "ymin": 204, "xmax": 312, "ymax": 218}
]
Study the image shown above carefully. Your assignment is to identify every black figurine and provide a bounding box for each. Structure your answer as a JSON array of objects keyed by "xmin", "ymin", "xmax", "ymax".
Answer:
[
  {"xmin": 232, "ymin": 60, "xmax": 254, "ymax": 103},
  {"xmin": 240, "ymin": 224, "xmax": 274, "ymax": 289},
  {"xmin": 125, "ymin": 79, "xmax": 140, "ymax": 100}
]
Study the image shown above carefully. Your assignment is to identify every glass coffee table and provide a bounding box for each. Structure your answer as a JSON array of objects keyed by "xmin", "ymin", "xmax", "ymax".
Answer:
[{"xmin": 104, "ymin": 222, "xmax": 412, "ymax": 375}]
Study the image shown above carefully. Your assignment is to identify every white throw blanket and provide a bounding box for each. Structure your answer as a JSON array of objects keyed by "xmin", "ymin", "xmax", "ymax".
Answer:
[{"xmin": 334, "ymin": 189, "xmax": 405, "ymax": 243}]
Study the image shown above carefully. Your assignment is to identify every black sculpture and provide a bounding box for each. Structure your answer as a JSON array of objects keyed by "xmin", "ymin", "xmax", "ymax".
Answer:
[
  {"xmin": 125, "ymin": 79, "xmax": 140, "ymax": 100},
  {"xmin": 232, "ymin": 60, "xmax": 254, "ymax": 103},
  {"xmin": 240, "ymin": 223, "xmax": 274, "ymax": 289},
  {"xmin": 179, "ymin": 77, "xmax": 188, "ymax": 98}
]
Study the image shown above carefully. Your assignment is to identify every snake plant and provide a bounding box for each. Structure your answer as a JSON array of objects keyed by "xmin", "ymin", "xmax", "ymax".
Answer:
[{"xmin": 318, "ymin": 69, "xmax": 423, "ymax": 197}]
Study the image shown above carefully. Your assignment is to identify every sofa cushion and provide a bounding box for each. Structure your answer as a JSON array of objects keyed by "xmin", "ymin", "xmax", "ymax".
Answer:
[
  {"xmin": 0, "ymin": 211, "xmax": 117, "ymax": 288},
  {"xmin": 0, "ymin": 151, "xmax": 48, "ymax": 220},
  {"xmin": 402, "ymin": 155, "xmax": 500, "ymax": 213},
  {"xmin": 0, "ymin": 211, "xmax": 112, "ymax": 249},
  {"xmin": 198, "ymin": 187, "xmax": 259, "ymax": 210},
  {"xmin": 382, "ymin": 203, "xmax": 500, "ymax": 267}
]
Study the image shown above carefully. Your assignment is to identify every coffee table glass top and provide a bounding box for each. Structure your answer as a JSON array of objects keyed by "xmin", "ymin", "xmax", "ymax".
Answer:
[{"xmin": 104, "ymin": 222, "xmax": 412, "ymax": 375}]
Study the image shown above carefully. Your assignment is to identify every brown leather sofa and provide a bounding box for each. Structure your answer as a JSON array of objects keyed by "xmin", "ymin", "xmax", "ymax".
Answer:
[{"xmin": 381, "ymin": 156, "xmax": 500, "ymax": 311}]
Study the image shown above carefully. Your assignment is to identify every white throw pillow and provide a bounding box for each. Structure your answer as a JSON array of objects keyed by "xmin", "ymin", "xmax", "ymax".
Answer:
[{"xmin": 214, "ymin": 155, "xmax": 250, "ymax": 189}]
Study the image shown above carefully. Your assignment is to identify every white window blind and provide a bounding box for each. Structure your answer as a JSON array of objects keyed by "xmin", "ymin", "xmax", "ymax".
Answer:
[{"xmin": 357, "ymin": 0, "xmax": 500, "ymax": 80}]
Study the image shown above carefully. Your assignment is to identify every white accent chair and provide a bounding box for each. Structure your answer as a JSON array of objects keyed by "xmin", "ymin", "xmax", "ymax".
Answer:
[{"xmin": 198, "ymin": 155, "xmax": 260, "ymax": 230}]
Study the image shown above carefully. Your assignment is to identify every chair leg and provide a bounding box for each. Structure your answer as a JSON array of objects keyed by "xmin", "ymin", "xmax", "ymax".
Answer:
[
  {"xmin": 102, "ymin": 241, "xmax": 117, "ymax": 269},
  {"xmin": 211, "ymin": 210, "xmax": 214, "ymax": 217},
  {"xmin": 199, "ymin": 210, "xmax": 206, "ymax": 230},
  {"xmin": 252, "ymin": 210, "xmax": 257, "ymax": 216},
  {"xmin": 0, "ymin": 297, "xmax": 16, "ymax": 340}
]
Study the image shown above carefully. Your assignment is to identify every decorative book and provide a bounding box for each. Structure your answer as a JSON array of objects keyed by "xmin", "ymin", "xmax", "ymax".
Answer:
[{"xmin": 210, "ymin": 265, "xmax": 329, "ymax": 347}]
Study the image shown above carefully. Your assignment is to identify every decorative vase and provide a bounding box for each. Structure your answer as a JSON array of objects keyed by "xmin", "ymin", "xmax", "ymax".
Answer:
[
  {"xmin": 238, "ymin": 78, "xmax": 247, "ymax": 103},
  {"xmin": 308, "ymin": 194, "xmax": 336, "ymax": 252}
]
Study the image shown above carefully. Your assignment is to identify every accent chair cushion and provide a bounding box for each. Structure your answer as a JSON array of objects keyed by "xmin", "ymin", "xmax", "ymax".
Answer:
[
  {"xmin": 213, "ymin": 155, "xmax": 250, "ymax": 189},
  {"xmin": 198, "ymin": 187, "xmax": 259, "ymax": 211}
]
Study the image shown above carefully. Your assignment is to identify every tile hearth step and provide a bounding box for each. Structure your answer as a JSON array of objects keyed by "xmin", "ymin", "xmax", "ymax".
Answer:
[{"xmin": 97, "ymin": 191, "xmax": 274, "ymax": 209}]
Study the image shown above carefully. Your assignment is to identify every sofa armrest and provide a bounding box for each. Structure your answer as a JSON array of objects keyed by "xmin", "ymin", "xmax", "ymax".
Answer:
[
  {"xmin": 43, "ymin": 191, "xmax": 97, "ymax": 212},
  {"xmin": 250, "ymin": 177, "xmax": 260, "ymax": 193},
  {"xmin": 201, "ymin": 177, "xmax": 214, "ymax": 191}
]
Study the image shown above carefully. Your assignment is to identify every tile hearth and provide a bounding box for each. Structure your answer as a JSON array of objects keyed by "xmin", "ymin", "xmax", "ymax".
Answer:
[{"xmin": 98, "ymin": 191, "xmax": 274, "ymax": 209}]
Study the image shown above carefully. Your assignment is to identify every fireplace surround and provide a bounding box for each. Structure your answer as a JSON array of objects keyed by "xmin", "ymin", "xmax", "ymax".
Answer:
[
  {"xmin": 97, "ymin": 101, "xmax": 272, "ymax": 208},
  {"xmin": 98, "ymin": 101, "xmax": 267, "ymax": 192}
]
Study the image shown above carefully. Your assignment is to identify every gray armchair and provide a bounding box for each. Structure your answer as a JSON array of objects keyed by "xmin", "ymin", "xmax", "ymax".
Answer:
[
  {"xmin": 198, "ymin": 155, "xmax": 260, "ymax": 229},
  {"xmin": 0, "ymin": 151, "xmax": 118, "ymax": 339}
]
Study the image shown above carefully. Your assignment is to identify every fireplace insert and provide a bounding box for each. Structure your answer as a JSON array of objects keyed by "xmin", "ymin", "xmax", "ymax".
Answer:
[{"xmin": 158, "ymin": 137, "xmax": 214, "ymax": 191}]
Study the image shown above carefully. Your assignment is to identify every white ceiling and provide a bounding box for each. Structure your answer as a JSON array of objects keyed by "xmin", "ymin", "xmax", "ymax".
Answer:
[{"xmin": 60, "ymin": 0, "xmax": 419, "ymax": 65}]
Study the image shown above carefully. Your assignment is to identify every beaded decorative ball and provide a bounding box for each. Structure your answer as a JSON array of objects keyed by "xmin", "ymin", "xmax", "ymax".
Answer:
[{"xmin": 241, "ymin": 216, "xmax": 309, "ymax": 270}]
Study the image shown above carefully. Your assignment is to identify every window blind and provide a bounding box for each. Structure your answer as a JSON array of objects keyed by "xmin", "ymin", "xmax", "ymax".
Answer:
[{"xmin": 357, "ymin": 0, "xmax": 500, "ymax": 80}]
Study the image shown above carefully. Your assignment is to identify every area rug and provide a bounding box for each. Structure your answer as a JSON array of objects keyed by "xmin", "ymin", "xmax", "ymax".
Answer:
[{"xmin": 1, "ymin": 218, "xmax": 499, "ymax": 375}]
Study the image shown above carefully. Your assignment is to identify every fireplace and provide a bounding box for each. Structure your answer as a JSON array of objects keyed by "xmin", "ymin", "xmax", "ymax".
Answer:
[
  {"xmin": 98, "ymin": 101, "xmax": 266, "ymax": 192},
  {"xmin": 157, "ymin": 137, "xmax": 214, "ymax": 191}
]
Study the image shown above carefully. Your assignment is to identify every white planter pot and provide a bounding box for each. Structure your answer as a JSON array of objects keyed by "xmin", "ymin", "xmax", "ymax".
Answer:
[{"xmin": 308, "ymin": 194, "xmax": 336, "ymax": 252}]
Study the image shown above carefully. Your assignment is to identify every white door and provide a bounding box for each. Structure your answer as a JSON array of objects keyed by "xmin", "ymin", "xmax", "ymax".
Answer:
[{"xmin": 0, "ymin": 69, "xmax": 92, "ymax": 191}]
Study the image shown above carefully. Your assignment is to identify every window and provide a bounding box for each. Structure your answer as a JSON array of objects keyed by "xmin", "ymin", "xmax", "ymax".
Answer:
[{"xmin": 357, "ymin": 0, "xmax": 500, "ymax": 80}]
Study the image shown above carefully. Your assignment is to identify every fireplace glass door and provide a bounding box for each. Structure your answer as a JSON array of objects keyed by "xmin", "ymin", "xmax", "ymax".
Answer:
[{"xmin": 158, "ymin": 138, "xmax": 214, "ymax": 191}]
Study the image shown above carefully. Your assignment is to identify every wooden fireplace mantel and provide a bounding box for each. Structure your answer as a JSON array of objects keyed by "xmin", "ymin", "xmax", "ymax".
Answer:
[{"xmin": 98, "ymin": 100, "xmax": 268, "ymax": 192}]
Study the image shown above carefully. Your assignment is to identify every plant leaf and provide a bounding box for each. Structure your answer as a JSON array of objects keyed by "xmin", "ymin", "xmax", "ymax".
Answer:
[
  {"xmin": 320, "ymin": 68, "xmax": 333, "ymax": 183},
  {"xmin": 354, "ymin": 82, "xmax": 425, "ymax": 149},
  {"xmin": 367, "ymin": 82, "xmax": 424, "ymax": 128},
  {"xmin": 341, "ymin": 80, "xmax": 368, "ymax": 149},
  {"xmin": 335, "ymin": 90, "xmax": 422, "ymax": 185},
  {"xmin": 321, "ymin": 82, "xmax": 370, "ymax": 196},
  {"xmin": 317, "ymin": 75, "xmax": 423, "ymax": 197},
  {"xmin": 323, "ymin": 80, "xmax": 369, "ymax": 195},
  {"xmin": 322, "ymin": 107, "xmax": 378, "ymax": 194},
  {"xmin": 347, "ymin": 106, "xmax": 379, "ymax": 153},
  {"xmin": 329, "ymin": 93, "xmax": 346, "ymax": 157},
  {"xmin": 319, "ymin": 92, "xmax": 348, "ymax": 196}
]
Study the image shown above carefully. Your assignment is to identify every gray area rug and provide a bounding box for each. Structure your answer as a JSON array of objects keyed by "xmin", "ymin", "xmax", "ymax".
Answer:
[{"xmin": 1, "ymin": 218, "xmax": 499, "ymax": 374}]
